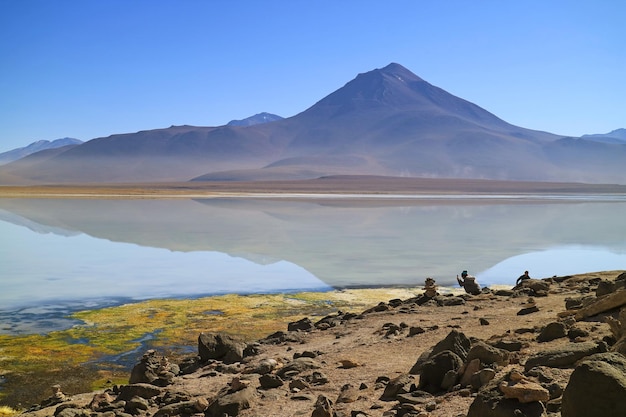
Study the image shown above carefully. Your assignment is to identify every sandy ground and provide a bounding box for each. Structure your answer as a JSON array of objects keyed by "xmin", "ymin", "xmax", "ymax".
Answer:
[{"xmin": 17, "ymin": 270, "xmax": 625, "ymax": 417}]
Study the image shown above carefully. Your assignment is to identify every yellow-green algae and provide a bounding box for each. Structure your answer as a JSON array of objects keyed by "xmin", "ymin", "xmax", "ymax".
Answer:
[
  {"xmin": 0, "ymin": 287, "xmax": 421, "ymax": 408},
  {"xmin": 0, "ymin": 406, "xmax": 20, "ymax": 417}
]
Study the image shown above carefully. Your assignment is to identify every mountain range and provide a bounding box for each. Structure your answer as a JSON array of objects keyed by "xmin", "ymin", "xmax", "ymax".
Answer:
[
  {"xmin": 0, "ymin": 138, "xmax": 82, "ymax": 166},
  {"xmin": 1, "ymin": 63, "xmax": 625, "ymax": 184}
]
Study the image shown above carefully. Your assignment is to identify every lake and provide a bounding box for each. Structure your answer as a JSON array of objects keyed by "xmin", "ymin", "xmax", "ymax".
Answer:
[{"xmin": 1, "ymin": 195, "xmax": 626, "ymax": 335}]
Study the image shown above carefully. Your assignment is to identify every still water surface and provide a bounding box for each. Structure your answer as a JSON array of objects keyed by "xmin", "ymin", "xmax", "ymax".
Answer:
[{"xmin": 1, "ymin": 196, "xmax": 625, "ymax": 334}]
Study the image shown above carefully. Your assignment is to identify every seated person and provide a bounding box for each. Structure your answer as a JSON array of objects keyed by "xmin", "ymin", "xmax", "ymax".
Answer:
[
  {"xmin": 457, "ymin": 270, "xmax": 481, "ymax": 295},
  {"xmin": 516, "ymin": 270, "xmax": 531, "ymax": 286}
]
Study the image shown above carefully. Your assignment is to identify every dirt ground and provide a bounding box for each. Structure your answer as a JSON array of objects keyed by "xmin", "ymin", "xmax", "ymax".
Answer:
[{"xmin": 20, "ymin": 270, "xmax": 623, "ymax": 417}]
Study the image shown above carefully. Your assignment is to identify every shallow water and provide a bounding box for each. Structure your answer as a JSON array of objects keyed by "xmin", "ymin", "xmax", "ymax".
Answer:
[{"xmin": 1, "ymin": 196, "xmax": 625, "ymax": 334}]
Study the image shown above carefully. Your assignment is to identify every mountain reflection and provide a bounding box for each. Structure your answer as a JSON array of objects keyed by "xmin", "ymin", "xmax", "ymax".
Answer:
[{"xmin": 1, "ymin": 197, "xmax": 625, "ymax": 291}]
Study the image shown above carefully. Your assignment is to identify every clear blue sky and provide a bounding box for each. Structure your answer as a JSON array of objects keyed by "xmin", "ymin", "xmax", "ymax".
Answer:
[{"xmin": 1, "ymin": 0, "xmax": 624, "ymax": 152}]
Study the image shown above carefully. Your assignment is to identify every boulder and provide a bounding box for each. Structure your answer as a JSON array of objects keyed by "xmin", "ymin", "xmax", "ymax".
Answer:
[
  {"xmin": 288, "ymin": 317, "xmax": 314, "ymax": 332},
  {"xmin": 561, "ymin": 352, "xmax": 626, "ymax": 417},
  {"xmin": 418, "ymin": 350, "xmax": 463, "ymax": 393},
  {"xmin": 409, "ymin": 329, "xmax": 470, "ymax": 374},
  {"xmin": 471, "ymin": 368, "xmax": 497, "ymax": 389},
  {"xmin": 276, "ymin": 357, "xmax": 321, "ymax": 379},
  {"xmin": 492, "ymin": 338, "xmax": 523, "ymax": 352},
  {"xmin": 259, "ymin": 374, "xmax": 284, "ymax": 389},
  {"xmin": 124, "ymin": 396, "xmax": 149, "ymax": 414},
  {"xmin": 116, "ymin": 383, "xmax": 163, "ymax": 401},
  {"xmin": 311, "ymin": 394, "xmax": 334, "ymax": 417},
  {"xmin": 499, "ymin": 379, "xmax": 550, "ymax": 403},
  {"xmin": 467, "ymin": 341, "xmax": 510, "ymax": 366},
  {"xmin": 206, "ymin": 386, "xmax": 255, "ymax": 417},
  {"xmin": 129, "ymin": 350, "xmax": 178, "ymax": 386},
  {"xmin": 516, "ymin": 279, "xmax": 551, "ymax": 296},
  {"xmin": 575, "ymin": 288, "xmax": 626, "ymax": 320},
  {"xmin": 380, "ymin": 374, "xmax": 414, "ymax": 401},
  {"xmin": 467, "ymin": 374, "xmax": 547, "ymax": 417},
  {"xmin": 153, "ymin": 400, "xmax": 206, "ymax": 417},
  {"xmin": 524, "ymin": 341, "xmax": 607, "ymax": 371},
  {"xmin": 198, "ymin": 332, "xmax": 248, "ymax": 364},
  {"xmin": 537, "ymin": 322, "xmax": 568, "ymax": 342},
  {"xmin": 336, "ymin": 383, "xmax": 359, "ymax": 403},
  {"xmin": 460, "ymin": 358, "xmax": 481, "ymax": 387}
]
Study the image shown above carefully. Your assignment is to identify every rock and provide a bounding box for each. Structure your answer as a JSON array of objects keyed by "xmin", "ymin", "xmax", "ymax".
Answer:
[
  {"xmin": 435, "ymin": 296, "xmax": 466, "ymax": 306},
  {"xmin": 499, "ymin": 379, "xmax": 550, "ymax": 403},
  {"xmin": 40, "ymin": 385, "xmax": 67, "ymax": 408},
  {"xmin": 418, "ymin": 350, "xmax": 463, "ymax": 393},
  {"xmin": 380, "ymin": 374, "xmax": 414, "ymax": 401},
  {"xmin": 259, "ymin": 330, "xmax": 306, "ymax": 344},
  {"xmin": 409, "ymin": 330, "xmax": 471, "ymax": 374},
  {"xmin": 492, "ymin": 338, "xmax": 523, "ymax": 352},
  {"xmin": 606, "ymin": 307, "xmax": 626, "ymax": 355},
  {"xmin": 561, "ymin": 352, "xmax": 626, "ymax": 417},
  {"xmin": 467, "ymin": 341, "xmax": 509, "ymax": 366},
  {"xmin": 259, "ymin": 374, "xmax": 284, "ymax": 389},
  {"xmin": 276, "ymin": 357, "xmax": 321, "ymax": 379},
  {"xmin": 116, "ymin": 383, "xmax": 163, "ymax": 401},
  {"xmin": 567, "ymin": 325, "xmax": 589, "ymax": 340},
  {"xmin": 288, "ymin": 317, "xmax": 314, "ymax": 332},
  {"xmin": 124, "ymin": 396, "xmax": 149, "ymax": 414},
  {"xmin": 396, "ymin": 389, "xmax": 434, "ymax": 405},
  {"xmin": 129, "ymin": 350, "xmax": 178, "ymax": 386},
  {"xmin": 537, "ymin": 322, "xmax": 568, "ymax": 342},
  {"xmin": 294, "ymin": 350, "xmax": 318, "ymax": 359},
  {"xmin": 305, "ymin": 371, "xmax": 329, "ymax": 385},
  {"xmin": 289, "ymin": 378, "xmax": 310, "ymax": 390},
  {"xmin": 311, "ymin": 394, "xmax": 334, "ymax": 417},
  {"xmin": 575, "ymin": 288, "xmax": 626, "ymax": 320},
  {"xmin": 460, "ymin": 358, "xmax": 481, "ymax": 387},
  {"xmin": 471, "ymin": 368, "xmax": 497, "ymax": 389},
  {"xmin": 408, "ymin": 326, "xmax": 425, "ymax": 336},
  {"xmin": 153, "ymin": 400, "xmax": 203, "ymax": 417},
  {"xmin": 467, "ymin": 376, "xmax": 547, "ymax": 417},
  {"xmin": 524, "ymin": 341, "xmax": 607, "ymax": 371},
  {"xmin": 338, "ymin": 359, "xmax": 360, "ymax": 369},
  {"xmin": 206, "ymin": 385, "xmax": 255, "ymax": 417},
  {"xmin": 517, "ymin": 305, "xmax": 540, "ymax": 315},
  {"xmin": 516, "ymin": 279, "xmax": 551, "ymax": 296},
  {"xmin": 479, "ymin": 317, "xmax": 490, "ymax": 325},
  {"xmin": 230, "ymin": 376, "xmax": 251, "ymax": 391},
  {"xmin": 88, "ymin": 392, "xmax": 115, "ymax": 411},
  {"xmin": 198, "ymin": 332, "xmax": 248, "ymax": 364},
  {"xmin": 253, "ymin": 358, "xmax": 279, "ymax": 375},
  {"xmin": 336, "ymin": 383, "xmax": 359, "ymax": 403},
  {"xmin": 54, "ymin": 406, "xmax": 91, "ymax": 417}
]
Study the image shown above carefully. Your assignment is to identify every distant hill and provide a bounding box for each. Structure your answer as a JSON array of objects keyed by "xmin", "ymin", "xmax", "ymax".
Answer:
[
  {"xmin": 0, "ymin": 138, "xmax": 82, "ymax": 165},
  {"xmin": 227, "ymin": 112, "xmax": 283, "ymax": 126},
  {"xmin": 1, "ymin": 63, "xmax": 625, "ymax": 184},
  {"xmin": 581, "ymin": 128, "xmax": 626, "ymax": 145}
]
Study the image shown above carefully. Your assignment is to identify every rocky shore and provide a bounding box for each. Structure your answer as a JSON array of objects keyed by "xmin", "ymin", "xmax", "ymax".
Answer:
[{"xmin": 18, "ymin": 270, "xmax": 626, "ymax": 417}]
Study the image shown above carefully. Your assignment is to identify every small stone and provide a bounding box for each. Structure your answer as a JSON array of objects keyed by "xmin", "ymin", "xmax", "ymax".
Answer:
[
  {"xmin": 499, "ymin": 380, "xmax": 550, "ymax": 403},
  {"xmin": 338, "ymin": 359, "xmax": 360, "ymax": 369}
]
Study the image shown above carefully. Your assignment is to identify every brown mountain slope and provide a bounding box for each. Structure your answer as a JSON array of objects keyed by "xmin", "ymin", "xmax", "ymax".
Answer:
[{"xmin": 2, "ymin": 63, "xmax": 625, "ymax": 184}]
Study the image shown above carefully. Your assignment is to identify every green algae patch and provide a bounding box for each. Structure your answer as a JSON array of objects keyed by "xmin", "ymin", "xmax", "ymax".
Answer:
[
  {"xmin": 0, "ymin": 288, "xmax": 421, "ymax": 408},
  {"xmin": 0, "ymin": 406, "xmax": 20, "ymax": 416}
]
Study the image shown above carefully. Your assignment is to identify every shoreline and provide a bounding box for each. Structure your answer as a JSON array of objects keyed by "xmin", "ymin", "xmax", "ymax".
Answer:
[
  {"xmin": 5, "ymin": 269, "xmax": 626, "ymax": 417},
  {"xmin": 2, "ymin": 176, "xmax": 626, "ymax": 200}
]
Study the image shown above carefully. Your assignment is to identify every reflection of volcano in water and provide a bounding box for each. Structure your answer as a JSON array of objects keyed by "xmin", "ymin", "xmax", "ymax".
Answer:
[{"xmin": 1, "ymin": 197, "xmax": 625, "ymax": 294}]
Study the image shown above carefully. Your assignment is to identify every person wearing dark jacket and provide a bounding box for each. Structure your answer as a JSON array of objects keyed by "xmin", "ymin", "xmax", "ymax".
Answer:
[{"xmin": 516, "ymin": 270, "xmax": 531, "ymax": 286}]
